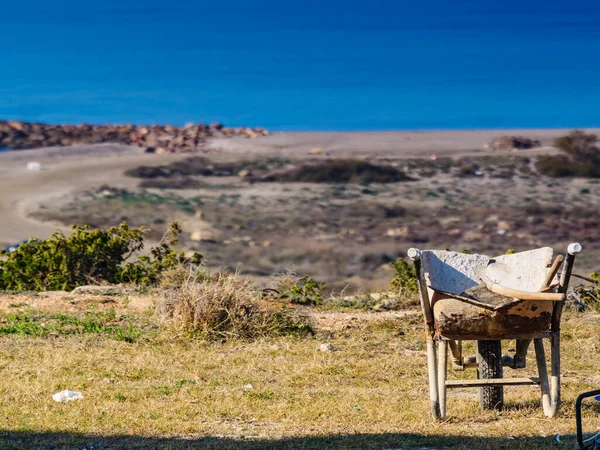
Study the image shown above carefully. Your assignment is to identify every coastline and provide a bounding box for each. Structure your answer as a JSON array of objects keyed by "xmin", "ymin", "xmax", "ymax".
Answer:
[
  {"xmin": 1, "ymin": 120, "xmax": 599, "ymax": 157},
  {"xmin": 1, "ymin": 127, "xmax": 599, "ymax": 285}
]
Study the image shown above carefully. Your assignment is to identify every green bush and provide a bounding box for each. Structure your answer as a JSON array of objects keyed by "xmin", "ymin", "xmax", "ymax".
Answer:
[
  {"xmin": 537, "ymin": 130, "xmax": 600, "ymax": 178},
  {"xmin": 0, "ymin": 222, "xmax": 202, "ymax": 291},
  {"xmin": 535, "ymin": 155, "xmax": 577, "ymax": 177},
  {"xmin": 554, "ymin": 130, "xmax": 599, "ymax": 159},
  {"xmin": 571, "ymin": 272, "xmax": 600, "ymax": 312},
  {"xmin": 388, "ymin": 257, "xmax": 418, "ymax": 294},
  {"xmin": 275, "ymin": 275, "xmax": 325, "ymax": 306}
]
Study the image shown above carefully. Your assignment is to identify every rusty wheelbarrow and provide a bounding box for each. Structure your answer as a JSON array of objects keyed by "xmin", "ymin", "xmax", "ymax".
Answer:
[{"xmin": 408, "ymin": 243, "xmax": 582, "ymax": 420}]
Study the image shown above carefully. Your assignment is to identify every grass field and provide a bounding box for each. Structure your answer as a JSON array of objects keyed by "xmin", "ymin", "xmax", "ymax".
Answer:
[{"xmin": 1, "ymin": 297, "xmax": 599, "ymax": 450}]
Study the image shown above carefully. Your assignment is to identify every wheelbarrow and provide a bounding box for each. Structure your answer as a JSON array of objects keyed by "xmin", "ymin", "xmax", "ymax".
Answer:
[{"xmin": 408, "ymin": 243, "xmax": 582, "ymax": 420}]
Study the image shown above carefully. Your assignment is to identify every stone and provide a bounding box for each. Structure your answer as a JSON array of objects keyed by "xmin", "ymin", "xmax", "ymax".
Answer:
[
  {"xmin": 190, "ymin": 228, "xmax": 220, "ymax": 242},
  {"xmin": 310, "ymin": 147, "xmax": 324, "ymax": 155},
  {"xmin": 319, "ymin": 343, "xmax": 338, "ymax": 352},
  {"xmin": 71, "ymin": 285, "xmax": 131, "ymax": 295},
  {"xmin": 190, "ymin": 231, "xmax": 201, "ymax": 241},
  {"xmin": 385, "ymin": 227, "xmax": 410, "ymax": 237},
  {"xmin": 488, "ymin": 136, "xmax": 541, "ymax": 151},
  {"xmin": 245, "ymin": 129, "xmax": 259, "ymax": 139},
  {"xmin": 0, "ymin": 120, "xmax": 268, "ymax": 152},
  {"xmin": 497, "ymin": 220, "xmax": 511, "ymax": 230}
]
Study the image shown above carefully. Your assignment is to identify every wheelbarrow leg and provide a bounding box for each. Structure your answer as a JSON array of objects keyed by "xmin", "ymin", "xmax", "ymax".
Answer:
[
  {"xmin": 437, "ymin": 340, "xmax": 448, "ymax": 419},
  {"xmin": 534, "ymin": 335, "xmax": 560, "ymax": 418},
  {"xmin": 513, "ymin": 339, "xmax": 532, "ymax": 368},
  {"xmin": 427, "ymin": 338, "xmax": 442, "ymax": 420}
]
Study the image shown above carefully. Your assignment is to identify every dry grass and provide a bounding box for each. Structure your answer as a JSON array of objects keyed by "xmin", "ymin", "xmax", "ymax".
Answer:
[
  {"xmin": 157, "ymin": 272, "xmax": 312, "ymax": 340},
  {"xmin": 0, "ymin": 303, "xmax": 599, "ymax": 449}
]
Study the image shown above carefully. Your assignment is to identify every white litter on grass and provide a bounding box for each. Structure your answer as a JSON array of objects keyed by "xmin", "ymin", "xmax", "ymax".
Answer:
[
  {"xmin": 319, "ymin": 343, "xmax": 338, "ymax": 352},
  {"xmin": 52, "ymin": 390, "xmax": 83, "ymax": 402}
]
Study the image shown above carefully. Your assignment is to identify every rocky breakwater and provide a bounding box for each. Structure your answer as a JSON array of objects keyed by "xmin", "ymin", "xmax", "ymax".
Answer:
[{"xmin": 0, "ymin": 121, "xmax": 269, "ymax": 153}]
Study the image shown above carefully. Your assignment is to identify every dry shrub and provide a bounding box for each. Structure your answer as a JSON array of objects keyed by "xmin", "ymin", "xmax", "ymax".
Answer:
[
  {"xmin": 157, "ymin": 272, "xmax": 312, "ymax": 340},
  {"xmin": 261, "ymin": 159, "xmax": 414, "ymax": 184},
  {"xmin": 537, "ymin": 130, "xmax": 600, "ymax": 178},
  {"xmin": 139, "ymin": 177, "xmax": 205, "ymax": 189}
]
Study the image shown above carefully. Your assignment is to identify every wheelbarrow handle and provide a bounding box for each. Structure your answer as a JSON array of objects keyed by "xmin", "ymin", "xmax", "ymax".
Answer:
[
  {"xmin": 479, "ymin": 274, "xmax": 565, "ymax": 301},
  {"xmin": 568, "ymin": 243, "xmax": 583, "ymax": 255},
  {"xmin": 560, "ymin": 242, "xmax": 583, "ymax": 291},
  {"xmin": 408, "ymin": 248, "xmax": 421, "ymax": 261},
  {"xmin": 552, "ymin": 242, "xmax": 583, "ymax": 332},
  {"xmin": 408, "ymin": 248, "xmax": 435, "ymax": 335}
]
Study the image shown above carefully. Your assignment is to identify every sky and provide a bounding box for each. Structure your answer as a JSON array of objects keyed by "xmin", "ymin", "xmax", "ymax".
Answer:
[{"xmin": 1, "ymin": 0, "xmax": 599, "ymax": 130}]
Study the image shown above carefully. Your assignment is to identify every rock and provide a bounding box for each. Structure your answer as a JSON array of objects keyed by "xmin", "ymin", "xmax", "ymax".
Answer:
[
  {"xmin": 0, "ymin": 120, "xmax": 268, "ymax": 153},
  {"xmin": 8, "ymin": 121, "xmax": 24, "ymax": 131},
  {"xmin": 447, "ymin": 228, "xmax": 462, "ymax": 237},
  {"xmin": 319, "ymin": 343, "xmax": 338, "ymax": 352},
  {"xmin": 385, "ymin": 227, "xmax": 410, "ymax": 238},
  {"xmin": 71, "ymin": 285, "xmax": 131, "ymax": 295},
  {"xmin": 497, "ymin": 220, "xmax": 511, "ymax": 230},
  {"xmin": 488, "ymin": 136, "xmax": 541, "ymax": 151},
  {"xmin": 309, "ymin": 147, "xmax": 324, "ymax": 155},
  {"xmin": 190, "ymin": 228, "xmax": 220, "ymax": 242},
  {"xmin": 244, "ymin": 129, "xmax": 259, "ymax": 139}
]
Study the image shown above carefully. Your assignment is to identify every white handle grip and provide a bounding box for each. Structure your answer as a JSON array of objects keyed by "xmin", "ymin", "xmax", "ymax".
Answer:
[
  {"xmin": 567, "ymin": 243, "xmax": 582, "ymax": 255},
  {"xmin": 408, "ymin": 248, "xmax": 421, "ymax": 261}
]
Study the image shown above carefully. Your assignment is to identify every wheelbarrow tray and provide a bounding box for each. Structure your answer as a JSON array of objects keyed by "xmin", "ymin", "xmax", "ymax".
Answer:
[
  {"xmin": 431, "ymin": 292, "xmax": 554, "ymax": 340},
  {"xmin": 421, "ymin": 248, "xmax": 559, "ymax": 340}
]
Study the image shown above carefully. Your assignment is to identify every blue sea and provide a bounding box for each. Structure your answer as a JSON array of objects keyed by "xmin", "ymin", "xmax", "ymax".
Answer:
[{"xmin": 1, "ymin": 0, "xmax": 599, "ymax": 131}]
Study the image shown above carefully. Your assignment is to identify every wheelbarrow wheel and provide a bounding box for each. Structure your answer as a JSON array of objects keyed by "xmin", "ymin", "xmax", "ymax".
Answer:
[{"xmin": 477, "ymin": 340, "xmax": 504, "ymax": 410}]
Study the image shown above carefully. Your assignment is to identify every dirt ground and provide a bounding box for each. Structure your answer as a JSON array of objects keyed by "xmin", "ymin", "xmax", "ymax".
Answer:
[
  {"xmin": 1, "ymin": 129, "xmax": 599, "ymax": 293},
  {"xmin": 1, "ymin": 289, "xmax": 599, "ymax": 450}
]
